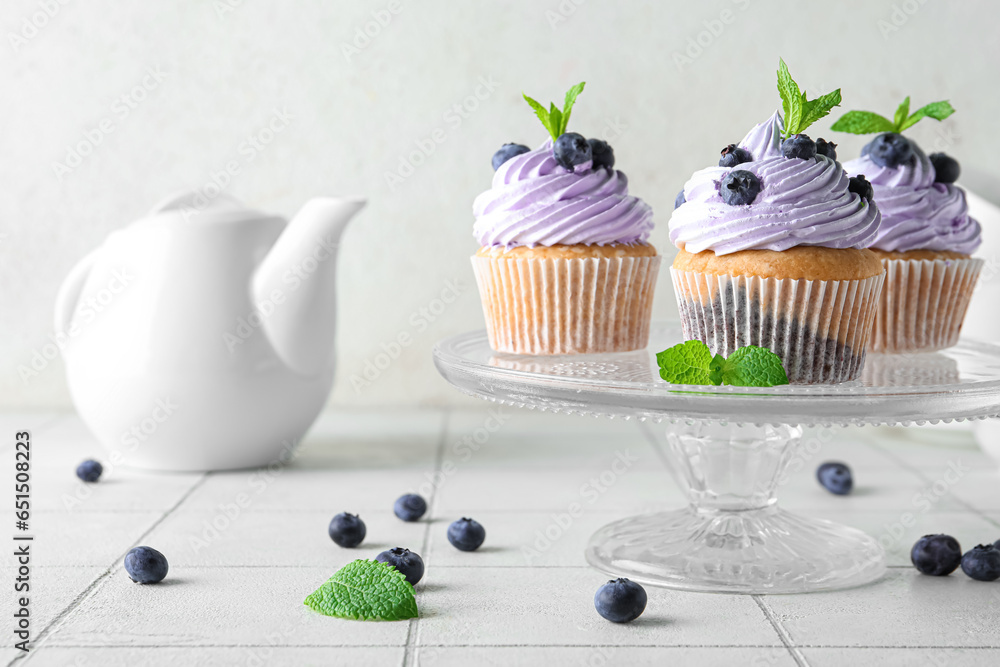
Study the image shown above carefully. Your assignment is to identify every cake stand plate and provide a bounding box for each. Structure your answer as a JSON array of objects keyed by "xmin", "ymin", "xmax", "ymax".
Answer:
[{"xmin": 433, "ymin": 323, "xmax": 1000, "ymax": 594}]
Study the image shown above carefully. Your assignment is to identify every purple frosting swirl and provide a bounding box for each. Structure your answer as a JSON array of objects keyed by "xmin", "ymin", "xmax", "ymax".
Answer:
[
  {"xmin": 473, "ymin": 141, "xmax": 654, "ymax": 248},
  {"xmin": 669, "ymin": 111, "xmax": 881, "ymax": 255},
  {"xmin": 844, "ymin": 143, "xmax": 981, "ymax": 254}
]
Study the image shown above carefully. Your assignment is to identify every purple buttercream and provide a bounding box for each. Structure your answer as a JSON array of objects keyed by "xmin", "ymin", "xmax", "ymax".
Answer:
[
  {"xmin": 472, "ymin": 140, "xmax": 654, "ymax": 248},
  {"xmin": 844, "ymin": 142, "xmax": 981, "ymax": 254},
  {"xmin": 669, "ymin": 111, "xmax": 881, "ymax": 255}
]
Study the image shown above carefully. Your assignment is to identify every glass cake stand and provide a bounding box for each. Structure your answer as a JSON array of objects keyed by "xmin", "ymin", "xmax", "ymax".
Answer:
[{"xmin": 433, "ymin": 322, "xmax": 1000, "ymax": 594}]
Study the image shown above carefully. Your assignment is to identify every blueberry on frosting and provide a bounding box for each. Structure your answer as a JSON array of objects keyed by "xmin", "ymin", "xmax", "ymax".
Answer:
[
  {"xmin": 864, "ymin": 133, "xmax": 913, "ymax": 169},
  {"xmin": 848, "ymin": 175, "xmax": 873, "ymax": 202},
  {"xmin": 815, "ymin": 138, "xmax": 838, "ymax": 160},
  {"xmin": 719, "ymin": 170, "xmax": 761, "ymax": 206},
  {"xmin": 929, "ymin": 152, "xmax": 960, "ymax": 184},
  {"xmin": 554, "ymin": 132, "xmax": 592, "ymax": 170},
  {"xmin": 588, "ymin": 138, "xmax": 615, "ymax": 170},
  {"xmin": 492, "ymin": 143, "xmax": 530, "ymax": 171},
  {"xmin": 781, "ymin": 134, "xmax": 817, "ymax": 160},
  {"xmin": 719, "ymin": 144, "xmax": 752, "ymax": 168}
]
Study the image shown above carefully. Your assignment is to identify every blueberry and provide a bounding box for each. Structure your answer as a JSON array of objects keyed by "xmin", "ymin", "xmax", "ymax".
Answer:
[
  {"xmin": 719, "ymin": 143, "xmax": 752, "ymax": 168},
  {"xmin": 447, "ymin": 517, "xmax": 486, "ymax": 551},
  {"xmin": 781, "ymin": 133, "xmax": 817, "ymax": 160},
  {"xmin": 393, "ymin": 494, "xmax": 427, "ymax": 522},
  {"xmin": 674, "ymin": 189, "xmax": 686, "ymax": 209},
  {"xmin": 588, "ymin": 139, "xmax": 615, "ymax": 170},
  {"xmin": 376, "ymin": 547, "xmax": 425, "ymax": 586},
  {"xmin": 864, "ymin": 133, "xmax": 913, "ymax": 169},
  {"xmin": 123, "ymin": 546, "xmax": 168, "ymax": 584},
  {"xmin": 848, "ymin": 175, "xmax": 874, "ymax": 202},
  {"xmin": 75, "ymin": 459, "xmax": 103, "ymax": 483},
  {"xmin": 929, "ymin": 152, "xmax": 961, "ymax": 184},
  {"xmin": 815, "ymin": 138, "xmax": 838, "ymax": 160},
  {"xmin": 594, "ymin": 578, "xmax": 647, "ymax": 623},
  {"xmin": 491, "ymin": 143, "xmax": 530, "ymax": 171},
  {"xmin": 911, "ymin": 534, "xmax": 963, "ymax": 576},
  {"xmin": 328, "ymin": 512, "xmax": 366, "ymax": 548},
  {"xmin": 719, "ymin": 170, "xmax": 761, "ymax": 206},
  {"xmin": 553, "ymin": 132, "xmax": 592, "ymax": 170},
  {"xmin": 816, "ymin": 461, "xmax": 853, "ymax": 495},
  {"xmin": 960, "ymin": 545, "xmax": 1000, "ymax": 582}
]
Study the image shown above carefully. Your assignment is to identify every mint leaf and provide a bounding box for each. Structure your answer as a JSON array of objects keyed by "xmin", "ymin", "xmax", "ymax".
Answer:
[
  {"xmin": 304, "ymin": 560, "xmax": 418, "ymax": 621},
  {"xmin": 719, "ymin": 346, "xmax": 789, "ymax": 387},
  {"xmin": 830, "ymin": 110, "xmax": 896, "ymax": 135},
  {"xmin": 656, "ymin": 340, "xmax": 717, "ymax": 386},
  {"xmin": 776, "ymin": 59, "xmax": 802, "ymax": 139},
  {"xmin": 523, "ymin": 93, "xmax": 556, "ymax": 141},
  {"xmin": 799, "ymin": 88, "xmax": 842, "ymax": 130},
  {"xmin": 560, "ymin": 81, "xmax": 586, "ymax": 135},
  {"xmin": 899, "ymin": 100, "xmax": 955, "ymax": 132},
  {"xmin": 708, "ymin": 353, "xmax": 726, "ymax": 386},
  {"xmin": 776, "ymin": 59, "xmax": 841, "ymax": 138},
  {"xmin": 893, "ymin": 96, "xmax": 910, "ymax": 130},
  {"xmin": 548, "ymin": 103, "xmax": 563, "ymax": 141}
]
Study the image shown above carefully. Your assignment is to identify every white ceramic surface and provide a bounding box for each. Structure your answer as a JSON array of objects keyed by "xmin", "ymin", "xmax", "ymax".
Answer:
[{"xmin": 54, "ymin": 192, "xmax": 365, "ymax": 471}]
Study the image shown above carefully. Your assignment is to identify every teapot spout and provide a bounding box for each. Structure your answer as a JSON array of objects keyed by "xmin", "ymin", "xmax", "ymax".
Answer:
[{"xmin": 252, "ymin": 197, "xmax": 365, "ymax": 375}]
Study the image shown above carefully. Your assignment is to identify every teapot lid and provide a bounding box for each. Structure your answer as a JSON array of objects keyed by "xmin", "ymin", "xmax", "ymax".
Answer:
[{"xmin": 146, "ymin": 191, "xmax": 279, "ymax": 225}]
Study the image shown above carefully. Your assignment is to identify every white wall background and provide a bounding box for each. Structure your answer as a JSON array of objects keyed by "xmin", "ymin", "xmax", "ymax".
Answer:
[{"xmin": 3, "ymin": 0, "xmax": 998, "ymax": 409}]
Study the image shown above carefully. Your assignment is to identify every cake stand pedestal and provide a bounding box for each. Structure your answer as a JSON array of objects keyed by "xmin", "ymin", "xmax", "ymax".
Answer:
[{"xmin": 433, "ymin": 323, "xmax": 1000, "ymax": 594}]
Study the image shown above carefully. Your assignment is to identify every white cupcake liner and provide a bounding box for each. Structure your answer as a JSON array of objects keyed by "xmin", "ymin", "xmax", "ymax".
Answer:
[
  {"xmin": 670, "ymin": 268, "xmax": 885, "ymax": 384},
  {"xmin": 871, "ymin": 257, "xmax": 984, "ymax": 353},
  {"xmin": 472, "ymin": 254, "xmax": 660, "ymax": 355}
]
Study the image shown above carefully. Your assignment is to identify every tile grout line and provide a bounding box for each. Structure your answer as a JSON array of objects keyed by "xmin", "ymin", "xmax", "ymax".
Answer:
[
  {"xmin": 402, "ymin": 408, "xmax": 450, "ymax": 667},
  {"xmin": 866, "ymin": 438, "xmax": 1000, "ymax": 530},
  {"xmin": 638, "ymin": 420, "xmax": 811, "ymax": 667},
  {"xmin": 9, "ymin": 473, "xmax": 211, "ymax": 667},
  {"xmin": 753, "ymin": 596, "xmax": 810, "ymax": 667}
]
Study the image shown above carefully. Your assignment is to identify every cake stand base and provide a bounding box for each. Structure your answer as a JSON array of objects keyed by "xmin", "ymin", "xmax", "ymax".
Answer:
[{"xmin": 586, "ymin": 421, "xmax": 886, "ymax": 594}]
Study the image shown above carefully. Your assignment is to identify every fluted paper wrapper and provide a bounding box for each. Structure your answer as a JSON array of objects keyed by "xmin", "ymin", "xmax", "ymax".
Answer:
[
  {"xmin": 871, "ymin": 257, "xmax": 984, "ymax": 354},
  {"xmin": 671, "ymin": 268, "xmax": 885, "ymax": 384},
  {"xmin": 472, "ymin": 255, "xmax": 660, "ymax": 355}
]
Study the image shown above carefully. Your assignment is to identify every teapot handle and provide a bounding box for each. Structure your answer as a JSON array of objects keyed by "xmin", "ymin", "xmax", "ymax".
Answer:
[{"xmin": 54, "ymin": 250, "xmax": 98, "ymax": 336}]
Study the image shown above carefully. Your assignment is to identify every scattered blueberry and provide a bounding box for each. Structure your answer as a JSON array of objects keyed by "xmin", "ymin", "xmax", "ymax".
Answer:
[
  {"xmin": 123, "ymin": 546, "xmax": 169, "ymax": 584},
  {"xmin": 719, "ymin": 170, "xmax": 761, "ymax": 206},
  {"xmin": 864, "ymin": 133, "xmax": 913, "ymax": 169},
  {"xmin": 588, "ymin": 139, "xmax": 615, "ymax": 170},
  {"xmin": 848, "ymin": 175, "xmax": 874, "ymax": 202},
  {"xmin": 594, "ymin": 578, "xmax": 647, "ymax": 623},
  {"xmin": 553, "ymin": 132, "xmax": 592, "ymax": 170},
  {"xmin": 911, "ymin": 534, "xmax": 963, "ymax": 576},
  {"xmin": 815, "ymin": 138, "xmax": 838, "ymax": 160},
  {"xmin": 674, "ymin": 189, "xmax": 686, "ymax": 209},
  {"xmin": 447, "ymin": 517, "xmax": 486, "ymax": 552},
  {"xmin": 491, "ymin": 143, "xmax": 530, "ymax": 171},
  {"xmin": 394, "ymin": 494, "xmax": 428, "ymax": 522},
  {"xmin": 961, "ymin": 545, "xmax": 1000, "ymax": 582},
  {"xmin": 929, "ymin": 152, "xmax": 961, "ymax": 184},
  {"xmin": 328, "ymin": 512, "xmax": 366, "ymax": 548},
  {"xmin": 75, "ymin": 459, "xmax": 103, "ymax": 483},
  {"xmin": 816, "ymin": 462, "xmax": 853, "ymax": 495},
  {"xmin": 718, "ymin": 143, "xmax": 752, "ymax": 168},
  {"xmin": 781, "ymin": 133, "xmax": 817, "ymax": 160},
  {"xmin": 376, "ymin": 547, "xmax": 425, "ymax": 586}
]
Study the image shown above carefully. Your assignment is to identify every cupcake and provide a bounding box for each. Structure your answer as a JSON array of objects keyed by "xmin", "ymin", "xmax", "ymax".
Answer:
[
  {"xmin": 471, "ymin": 83, "xmax": 658, "ymax": 355},
  {"xmin": 669, "ymin": 61, "xmax": 885, "ymax": 384},
  {"xmin": 833, "ymin": 98, "xmax": 983, "ymax": 353}
]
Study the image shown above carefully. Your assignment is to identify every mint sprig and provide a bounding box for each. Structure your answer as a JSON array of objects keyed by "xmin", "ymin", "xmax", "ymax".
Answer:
[
  {"xmin": 776, "ymin": 59, "xmax": 842, "ymax": 139},
  {"xmin": 830, "ymin": 96, "xmax": 955, "ymax": 135},
  {"xmin": 523, "ymin": 82, "xmax": 586, "ymax": 141},
  {"xmin": 656, "ymin": 341, "xmax": 789, "ymax": 388},
  {"xmin": 304, "ymin": 559, "xmax": 419, "ymax": 621}
]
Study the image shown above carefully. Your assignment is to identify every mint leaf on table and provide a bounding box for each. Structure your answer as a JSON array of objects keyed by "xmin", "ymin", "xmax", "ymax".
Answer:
[
  {"xmin": 717, "ymin": 345, "xmax": 790, "ymax": 387},
  {"xmin": 832, "ymin": 98, "xmax": 955, "ymax": 135},
  {"xmin": 656, "ymin": 341, "xmax": 789, "ymax": 388},
  {"xmin": 304, "ymin": 560, "xmax": 418, "ymax": 621},
  {"xmin": 776, "ymin": 59, "xmax": 841, "ymax": 139},
  {"xmin": 522, "ymin": 82, "xmax": 586, "ymax": 141},
  {"xmin": 655, "ymin": 340, "xmax": 716, "ymax": 385}
]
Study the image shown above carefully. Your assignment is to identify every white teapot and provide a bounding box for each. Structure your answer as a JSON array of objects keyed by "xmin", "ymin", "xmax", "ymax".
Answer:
[{"xmin": 54, "ymin": 192, "xmax": 365, "ymax": 471}]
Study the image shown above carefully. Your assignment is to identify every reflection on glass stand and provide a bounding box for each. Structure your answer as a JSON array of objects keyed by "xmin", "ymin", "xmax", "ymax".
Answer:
[{"xmin": 433, "ymin": 323, "xmax": 1000, "ymax": 594}]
